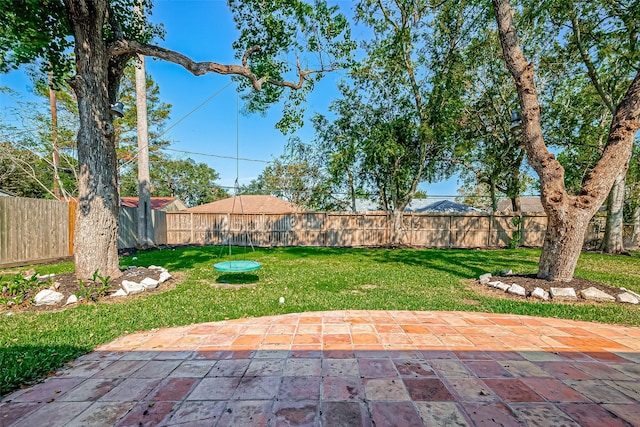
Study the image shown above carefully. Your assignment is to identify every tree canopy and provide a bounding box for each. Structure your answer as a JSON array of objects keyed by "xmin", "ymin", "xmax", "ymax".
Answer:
[{"xmin": 0, "ymin": 0, "xmax": 354, "ymax": 279}]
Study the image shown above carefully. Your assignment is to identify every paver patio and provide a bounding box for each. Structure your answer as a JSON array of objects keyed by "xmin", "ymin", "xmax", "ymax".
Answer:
[{"xmin": 2, "ymin": 310, "xmax": 640, "ymax": 426}]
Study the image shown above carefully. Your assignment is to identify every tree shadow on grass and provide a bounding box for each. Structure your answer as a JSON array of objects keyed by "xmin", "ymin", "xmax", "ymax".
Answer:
[
  {"xmin": 215, "ymin": 273, "xmax": 260, "ymax": 285},
  {"xmin": 367, "ymin": 248, "xmax": 541, "ymax": 280},
  {"xmin": 0, "ymin": 344, "xmax": 88, "ymax": 397},
  {"xmin": 121, "ymin": 245, "xmax": 229, "ymax": 271}
]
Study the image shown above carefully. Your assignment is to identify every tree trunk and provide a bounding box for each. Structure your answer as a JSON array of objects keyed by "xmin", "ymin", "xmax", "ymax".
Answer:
[
  {"xmin": 538, "ymin": 207, "xmax": 592, "ymax": 281},
  {"xmin": 390, "ymin": 209, "xmax": 404, "ymax": 245},
  {"xmin": 631, "ymin": 205, "xmax": 640, "ymax": 249},
  {"xmin": 602, "ymin": 172, "xmax": 626, "ymax": 253},
  {"xmin": 136, "ymin": 53, "xmax": 154, "ymax": 247},
  {"xmin": 347, "ymin": 168, "xmax": 356, "ymax": 212},
  {"xmin": 489, "ymin": 180, "xmax": 497, "ymax": 212},
  {"xmin": 510, "ymin": 197, "xmax": 520, "ymax": 212},
  {"xmin": 66, "ymin": 1, "xmax": 122, "ymax": 279}
]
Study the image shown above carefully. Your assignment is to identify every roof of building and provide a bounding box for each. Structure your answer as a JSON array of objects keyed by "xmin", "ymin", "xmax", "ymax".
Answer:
[
  {"xmin": 497, "ymin": 197, "xmax": 544, "ymax": 213},
  {"xmin": 354, "ymin": 198, "xmax": 481, "ymax": 213},
  {"xmin": 185, "ymin": 195, "xmax": 302, "ymax": 214},
  {"xmin": 413, "ymin": 200, "xmax": 481, "ymax": 213},
  {"xmin": 120, "ymin": 197, "xmax": 185, "ymax": 210}
]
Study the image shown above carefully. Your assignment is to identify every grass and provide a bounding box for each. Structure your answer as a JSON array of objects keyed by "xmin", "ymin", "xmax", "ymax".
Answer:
[{"xmin": 1, "ymin": 246, "xmax": 639, "ymax": 396}]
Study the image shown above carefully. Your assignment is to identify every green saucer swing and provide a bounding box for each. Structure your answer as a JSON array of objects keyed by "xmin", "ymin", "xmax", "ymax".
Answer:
[{"xmin": 214, "ymin": 260, "xmax": 261, "ymax": 273}]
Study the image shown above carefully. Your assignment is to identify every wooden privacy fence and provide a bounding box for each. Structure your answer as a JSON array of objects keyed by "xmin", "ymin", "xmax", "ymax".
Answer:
[
  {"xmin": 0, "ymin": 197, "xmax": 612, "ymax": 267},
  {"xmin": 0, "ymin": 197, "xmax": 71, "ymax": 267},
  {"xmin": 165, "ymin": 211, "xmax": 555, "ymax": 248},
  {"xmin": 0, "ymin": 197, "xmax": 167, "ymax": 267},
  {"xmin": 118, "ymin": 206, "xmax": 167, "ymax": 249}
]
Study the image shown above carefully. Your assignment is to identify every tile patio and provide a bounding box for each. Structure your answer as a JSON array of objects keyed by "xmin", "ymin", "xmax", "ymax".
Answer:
[{"xmin": 2, "ymin": 310, "xmax": 640, "ymax": 426}]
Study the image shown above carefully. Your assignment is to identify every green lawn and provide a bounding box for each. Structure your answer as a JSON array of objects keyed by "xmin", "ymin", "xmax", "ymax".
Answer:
[{"xmin": 1, "ymin": 246, "xmax": 639, "ymax": 395}]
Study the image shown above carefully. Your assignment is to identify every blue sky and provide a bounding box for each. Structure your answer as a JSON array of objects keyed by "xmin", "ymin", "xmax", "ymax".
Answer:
[{"xmin": 0, "ymin": 0, "xmax": 459, "ymax": 198}]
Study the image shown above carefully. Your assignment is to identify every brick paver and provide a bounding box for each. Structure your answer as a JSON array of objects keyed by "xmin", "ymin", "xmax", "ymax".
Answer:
[{"xmin": 2, "ymin": 310, "xmax": 640, "ymax": 426}]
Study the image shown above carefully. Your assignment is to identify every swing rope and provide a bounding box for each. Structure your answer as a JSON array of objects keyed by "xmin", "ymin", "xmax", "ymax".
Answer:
[{"xmin": 215, "ymin": 89, "xmax": 260, "ymax": 272}]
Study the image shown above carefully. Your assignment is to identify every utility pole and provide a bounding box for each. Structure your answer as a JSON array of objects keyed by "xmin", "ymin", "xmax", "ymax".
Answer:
[
  {"xmin": 49, "ymin": 71, "xmax": 61, "ymax": 199},
  {"xmin": 135, "ymin": 3, "xmax": 153, "ymax": 247}
]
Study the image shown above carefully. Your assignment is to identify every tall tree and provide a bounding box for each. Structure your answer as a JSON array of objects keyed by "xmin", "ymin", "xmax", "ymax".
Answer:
[
  {"xmin": 1, "ymin": 0, "xmax": 353, "ymax": 278},
  {"xmin": 241, "ymin": 150, "xmax": 326, "ymax": 209},
  {"xmin": 529, "ymin": 0, "xmax": 640, "ymax": 254},
  {"xmin": 311, "ymin": 83, "xmax": 370, "ymax": 212},
  {"xmin": 2, "ymin": 63, "xmax": 172, "ymax": 200},
  {"xmin": 114, "ymin": 64, "xmax": 172, "ymax": 168},
  {"xmin": 1, "ymin": 78, "xmax": 80, "ymax": 199},
  {"xmin": 491, "ymin": 0, "xmax": 640, "ymax": 281},
  {"xmin": 120, "ymin": 157, "xmax": 227, "ymax": 207},
  {"xmin": 349, "ymin": 0, "xmax": 481, "ymax": 241},
  {"xmin": 454, "ymin": 28, "xmax": 530, "ymax": 212}
]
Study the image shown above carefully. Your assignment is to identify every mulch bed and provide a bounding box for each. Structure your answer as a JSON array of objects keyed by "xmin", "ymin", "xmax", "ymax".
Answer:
[{"xmin": 1, "ymin": 267, "xmax": 176, "ymax": 314}]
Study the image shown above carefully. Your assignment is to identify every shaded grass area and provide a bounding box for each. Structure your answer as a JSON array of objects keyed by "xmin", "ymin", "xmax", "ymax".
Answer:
[{"xmin": 1, "ymin": 246, "xmax": 639, "ymax": 396}]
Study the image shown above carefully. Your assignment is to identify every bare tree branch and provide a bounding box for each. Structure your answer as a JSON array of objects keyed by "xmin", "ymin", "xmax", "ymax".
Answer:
[
  {"xmin": 570, "ymin": 13, "xmax": 616, "ymax": 114},
  {"xmin": 109, "ymin": 40, "xmax": 332, "ymax": 91}
]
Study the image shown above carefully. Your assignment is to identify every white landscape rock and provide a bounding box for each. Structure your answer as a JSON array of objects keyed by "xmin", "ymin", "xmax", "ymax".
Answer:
[
  {"xmin": 111, "ymin": 289, "xmax": 127, "ymax": 297},
  {"xmin": 488, "ymin": 281, "xmax": 511, "ymax": 291},
  {"xmin": 550, "ymin": 287, "xmax": 577, "ymax": 301},
  {"xmin": 507, "ymin": 283, "xmax": 526, "ymax": 297},
  {"xmin": 616, "ymin": 292, "xmax": 640, "ymax": 305},
  {"xmin": 158, "ymin": 271, "xmax": 172, "ymax": 284},
  {"xmin": 149, "ymin": 265, "xmax": 168, "ymax": 273},
  {"xmin": 531, "ymin": 287, "xmax": 550, "ymax": 301},
  {"xmin": 141, "ymin": 277, "xmax": 159, "ymax": 289},
  {"xmin": 479, "ymin": 273, "xmax": 492, "ymax": 285},
  {"xmin": 65, "ymin": 295, "xmax": 78, "ymax": 305},
  {"xmin": 620, "ymin": 288, "xmax": 640, "ymax": 300},
  {"xmin": 580, "ymin": 287, "xmax": 615, "ymax": 302},
  {"xmin": 34, "ymin": 289, "xmax": 64, "ymax": 306},
  {"xmin": 121, "ymin": 280, "xmax": 145, "ymax": 295}
]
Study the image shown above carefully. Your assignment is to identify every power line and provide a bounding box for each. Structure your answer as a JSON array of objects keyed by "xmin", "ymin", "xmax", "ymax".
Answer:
[
  {"xmin": 163, "ymin": 147, "xmax": 269, "ymax": 163},
  {"xmin": 119, "ymin": 81, "xmax": 234, "ymax": 170},
  {"xmin": 159, "ymin": 81, "xmax": 234, "ymax": 138}
]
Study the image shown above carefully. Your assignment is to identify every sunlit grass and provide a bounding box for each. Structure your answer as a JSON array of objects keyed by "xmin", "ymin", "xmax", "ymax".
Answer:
[{"xmin": 1, "ymin": 246, "xmax": 639, "ymax": 396}]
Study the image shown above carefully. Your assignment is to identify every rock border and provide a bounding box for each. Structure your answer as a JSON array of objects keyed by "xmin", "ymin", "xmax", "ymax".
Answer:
[
  {"xmin": 478, "ymin": 273, "xmax": 639, "ymax": 305},
  {"xmin": 27, "ymin": 266, "xmax": 172, "ymax": 308}
]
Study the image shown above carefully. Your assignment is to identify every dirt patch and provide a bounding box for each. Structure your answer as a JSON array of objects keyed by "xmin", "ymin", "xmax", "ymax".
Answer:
[
  {"xmin": 469, "ymin": 274, "xmax": 633, "ymax": 305},
  {"xmin": 0, "ymin": 268, "xmax": 178, "ymax": 314}
]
